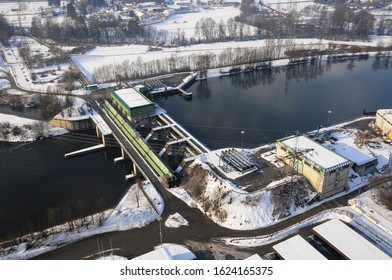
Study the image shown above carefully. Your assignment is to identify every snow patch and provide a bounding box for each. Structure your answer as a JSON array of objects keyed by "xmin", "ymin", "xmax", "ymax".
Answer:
[{"xmin": 165, "ymin": 213, "xmax": 189, "ymax": 228}]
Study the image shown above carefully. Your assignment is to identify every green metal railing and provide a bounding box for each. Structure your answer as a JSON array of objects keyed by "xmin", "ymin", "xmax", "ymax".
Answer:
[{"xmin": 104, "ymin": 101, "xmax": 173, "ymax": 178}]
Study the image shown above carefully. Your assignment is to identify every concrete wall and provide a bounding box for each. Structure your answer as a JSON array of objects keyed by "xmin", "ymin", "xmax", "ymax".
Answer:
[
  {"xmin": 49, "ymin": 118, "xmax": 94, "ymax": 131},
  {"xmin": 321, "ymin": 167, "xmax": 350, "ymax": 199}
]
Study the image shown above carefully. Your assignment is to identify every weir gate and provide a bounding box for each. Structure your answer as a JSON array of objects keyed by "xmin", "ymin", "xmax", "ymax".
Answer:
[{"xmin": 64, "ymin": 98, "xmax": 209, "ymax": 189}]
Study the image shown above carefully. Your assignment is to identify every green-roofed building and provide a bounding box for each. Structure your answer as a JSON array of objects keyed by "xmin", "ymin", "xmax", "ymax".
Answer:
[{"xmin": 111, "ymin": 88, "xmax": 155, "ymax": 121}]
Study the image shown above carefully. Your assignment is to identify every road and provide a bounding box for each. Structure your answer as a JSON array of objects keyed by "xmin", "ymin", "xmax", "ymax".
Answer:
[{"xmin": 33, "ymin": 175, "xmax": 392, "ymax": 260}]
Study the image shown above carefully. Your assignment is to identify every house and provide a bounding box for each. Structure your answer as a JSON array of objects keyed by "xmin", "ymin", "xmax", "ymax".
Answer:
[{"xmin": 276, "ymin": 135, "xmax": 352, "ymax": 199}]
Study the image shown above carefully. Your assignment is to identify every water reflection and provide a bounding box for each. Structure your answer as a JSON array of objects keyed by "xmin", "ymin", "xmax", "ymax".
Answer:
[
  {"xmin": 196, "ymin": 79, "xmax": 211, "ymax": 99},
  {"xmin": 159, "ymin": 58, "xmax": 392, "ymax": 149},
  {"xmin": 372, "ymin": 56, "xmax": 392, "ymax": 71}
]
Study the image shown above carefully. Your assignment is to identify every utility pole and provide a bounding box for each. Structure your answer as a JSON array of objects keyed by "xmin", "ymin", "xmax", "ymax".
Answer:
[
  {"xmin": 241, "ymin": 130, "xmax": 245, "ymax": 149},
  {"xmin": 157, "ymin": 217, "xmax": 163, "ymax": 246},
  {"xmin": 327, "ymin": 110, "xmax": 332, "ymax": 126}
]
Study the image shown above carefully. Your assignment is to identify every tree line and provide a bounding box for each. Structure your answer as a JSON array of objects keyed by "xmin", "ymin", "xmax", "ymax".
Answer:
[
  {"xmin": 238, "ymin": 2, "xmax": 382, "ymax": 40},
  {"xmin": 93, "ymin": 41, "xmax": 283, "ymax": 82}
]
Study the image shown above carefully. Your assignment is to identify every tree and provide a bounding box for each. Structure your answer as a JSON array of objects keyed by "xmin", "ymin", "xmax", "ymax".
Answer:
[
  {"xmin": 48, "ymin": 0, "xmax": 61, "ymax": 6},
  {"xmin": 0, "ymin": 14, "xmax": 13, "ymax": 46},
  {"xmin": 353, "ymin": 10, "xmax": 374, "ymax": 39},
  {"xmin": 328, "ymin": 4, "xmax": 354, "ymax": 38},
  {"xmin": 66, "ymin": 3, "xmax": 78, "ymax": 19}
]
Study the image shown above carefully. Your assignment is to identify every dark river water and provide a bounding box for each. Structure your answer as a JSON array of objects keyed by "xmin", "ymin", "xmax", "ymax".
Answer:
[
  {"xmin": 0, "ymin": 56, "xmax": 391, "ymax": 241},
  {"xmin": 158, "ymin": 57, "xmax": 392, "ymax": 149},
  {"xmin": 0, "ymin": 132, "xmax": 132, "ymax": 241}
]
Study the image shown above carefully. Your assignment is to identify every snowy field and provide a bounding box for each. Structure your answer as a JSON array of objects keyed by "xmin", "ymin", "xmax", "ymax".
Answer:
[
  {"xmin": 0, "ymin": 1, "xmax": 66, "ymax": 27},
  {"xmin": 72, "ymin": 36, "xmax": 392, "ymax": 82},
  {"xmin": 150, "ymin": 6, "xmax": 241, "ymax": 39}
]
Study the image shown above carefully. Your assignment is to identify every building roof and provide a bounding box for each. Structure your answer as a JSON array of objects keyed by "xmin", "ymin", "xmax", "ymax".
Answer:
[
  {"xmin": 377, "ymin": 109, "xmax": 392, "ymax": 121},
  {"xmin": 132, "ymin": 244, "xmax": 196, "ymax": 260},
  {"xmin": 272, "ymin": 235, "xmax": 327, "ymax": 260},
  {"xmin": 324, "ymin": 142, "xmax": 376, "ymax": 166},
  {"xmin": 278, "ymin": 136, "xmax": 351, "ymax": 172},
  {"xmin": 312, "ymin": 219, "xmax": 391, "ymax": 260},
  {"xmin": 244, "ymin": 254, "xmax": 263, "ymax": 260},
  {"xmin": 113, "ymin": 88, "xmax": 152, "ymax": 109}
]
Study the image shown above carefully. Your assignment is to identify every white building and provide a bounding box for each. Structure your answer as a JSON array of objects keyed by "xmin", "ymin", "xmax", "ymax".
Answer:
[
  {"xmin": 375, "ymin": 109, "xmax": 392, "ymax": 139},
  {"xmin": 132, "ymin": 244, "xmax": 196, "ymax": 260}
]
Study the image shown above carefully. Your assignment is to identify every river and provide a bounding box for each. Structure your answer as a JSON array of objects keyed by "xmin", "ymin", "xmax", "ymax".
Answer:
[
  {"xmin": 1, "ymin": 56, "xmax": 391, "ymax": 241},
  {"xmin": 158, "ymin": 57, "xmax": 392, "ymax": 149},
  {"xmin": 0, "ymin": 132, "xmax": 132, "ymax": 241}
]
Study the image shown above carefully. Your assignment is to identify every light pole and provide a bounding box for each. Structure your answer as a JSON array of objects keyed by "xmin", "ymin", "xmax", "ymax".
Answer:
[
  {"xmin": 241, "ymin": 130, "xmax": 245, "ymax": 149},
  {"xmin": 327, "ymin": 110, "xmax": 332, "ymax": 126},
  {"xmin": 157, "ymin": 217, "xmax": 163, "ymax": 246}
]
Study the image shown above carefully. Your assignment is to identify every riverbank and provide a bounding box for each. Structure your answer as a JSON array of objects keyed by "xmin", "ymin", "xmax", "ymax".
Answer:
[
  {"xmin": 0, "ymin": 180, "xmax": 163, "ymax": 260},
  {"xmin": 0, "ymin": 113, "xmax": 68, "ymax": 142},
  {"xmin": 198, "ymin": 50, "xmax": 389, "ymax": 81}
]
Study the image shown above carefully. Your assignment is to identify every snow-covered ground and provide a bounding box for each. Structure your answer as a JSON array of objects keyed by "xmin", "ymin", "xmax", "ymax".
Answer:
[
  {"xmin": 161, "ymin": 115, "xmax": 392, "ymax": 256},
  {"xmin": 1, "ymin": 115, "xmax": 392, "ymax": 259},
  {"xmin": 0, "ymin": 113, "xmax": 68, "ymax": 142},
  {"xmin": 0, "ymin": 180, "xmax": 164, "ymax": 260},
  {"xmin": 2, "ymin": 36, "xmax": 72, "ymax": 93},
  {"xmin": 260, "ymin": 0, "xmax": 317, "ymax": 13},
  {"xmin": 0, "ymin": 1, "xmax": 66, "ymax": 28},
  {"xmin": 72, "ymin": 36, "xmax": 392, "ymax": 82},
  {"xmin": 150, "ymin": 6, "xmax": 241, "ymax": 39},
  {"xmin": 0, "ymin": 79, "xmax": 11, "ymax": 90},
  {"xmin": 165, "ymin": 213, "xmax": 189, "ymax": 228}
]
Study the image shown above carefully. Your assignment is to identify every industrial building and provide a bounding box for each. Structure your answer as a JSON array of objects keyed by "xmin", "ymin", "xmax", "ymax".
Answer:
[
  {"xmin": 375, "ymin": 109, "xmax": 392, "ymax": 139},
  {"xmin": 111, "ymin": 88, "xmax": 155, "ymax": 121},
  {"xmin": 276, "ymin": 136, "xmax": 352, "ymax": 199},
  {"xmin": 312, "ymin": 219, "xmax": 391, "ymax": 260},
  {"xmin": 324, "ymin": 142, "xmax": 377, "ymax": 176}
]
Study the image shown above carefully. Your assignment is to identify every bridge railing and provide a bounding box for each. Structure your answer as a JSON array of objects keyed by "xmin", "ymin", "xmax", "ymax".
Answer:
[{"xmin": 104, "ymin": 100, "xmax": 173, "ymax": 179}]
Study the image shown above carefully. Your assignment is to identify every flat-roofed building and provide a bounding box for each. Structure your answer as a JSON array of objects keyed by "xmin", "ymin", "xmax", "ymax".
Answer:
[
  {"xmin": 312, "ymin": 219, "xmax": 391, "ymax": 260},
  {"xmin": 111, "ymin": 88, "xmax": 155, "ymax": 121},
  {"xmin": 276, "ymin": 135, "xmax": 352, "ymax": 199},
  {"xmin": 273, "ymin": 235, "xmax": 327, "ymax": 260},
  {"xmin": 132, "ymin": 244, "xmax": 196, "ymax": 260},
  {"xmin": 324, "ymin": 142, "xmax": 377, "ymax": 176},
  {"xmin": 375, "ymin": 109, "xmax": 392, "ymax": 139}
]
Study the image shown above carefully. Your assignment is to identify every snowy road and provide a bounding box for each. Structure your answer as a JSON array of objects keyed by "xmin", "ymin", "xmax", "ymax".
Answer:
[{"xmin": 32, "ymin": 176, "xmax": 392, "ymax": 260}]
